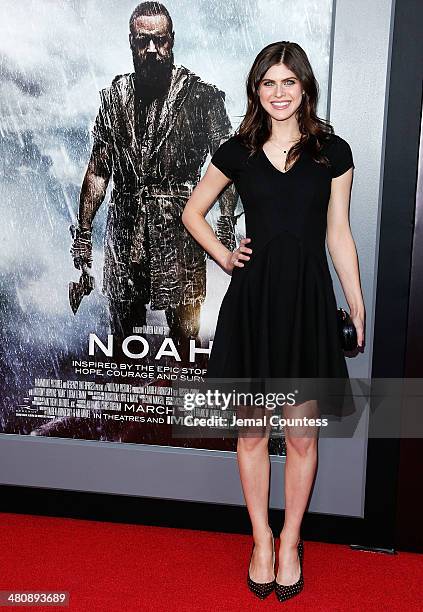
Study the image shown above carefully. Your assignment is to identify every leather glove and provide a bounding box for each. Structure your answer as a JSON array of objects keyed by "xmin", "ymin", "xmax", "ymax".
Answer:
[
  {"xmin": 70, "ymin": 222, "xmax": 93, "ymax": 270},
  {"xmin": 216, "ymin": 214, "xmax": 241, "ymax": 253}
]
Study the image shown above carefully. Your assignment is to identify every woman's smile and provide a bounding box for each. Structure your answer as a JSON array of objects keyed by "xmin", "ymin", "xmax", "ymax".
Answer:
[{"xmin": 270, "ymin": 100, "xmax": 291, "ymax": 110}]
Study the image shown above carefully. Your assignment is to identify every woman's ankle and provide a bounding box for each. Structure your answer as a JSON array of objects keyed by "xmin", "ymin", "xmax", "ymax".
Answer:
[
  {"xmin": 279, "ymin": 527, "xmax": 300, "ymax": 547},
  {"xmin": 252, "ymin": 526, "xmax": 273, "ymax": 545}
]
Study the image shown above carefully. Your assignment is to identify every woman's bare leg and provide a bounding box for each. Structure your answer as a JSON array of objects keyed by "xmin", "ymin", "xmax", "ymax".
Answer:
[
  {"xmin": 277, "ymin": 400, "xmax": 319, "ymax": 585},
  {"xmin": 237, "ymin": 413, "xmax": 274, "ymax": 582}
]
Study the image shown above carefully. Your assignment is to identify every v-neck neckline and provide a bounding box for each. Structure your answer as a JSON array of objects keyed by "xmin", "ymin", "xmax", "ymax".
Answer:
[{"xmin": 260, "ymin": 147, "xmax": 302, "ymax": 175}]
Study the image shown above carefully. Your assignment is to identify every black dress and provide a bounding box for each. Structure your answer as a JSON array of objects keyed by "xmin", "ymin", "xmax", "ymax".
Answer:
[{"xmin": 206, "ymin": 134, "xmax": 355, "ymax": 416}]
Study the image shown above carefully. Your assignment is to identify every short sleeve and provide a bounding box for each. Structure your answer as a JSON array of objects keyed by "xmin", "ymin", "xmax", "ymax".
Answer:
[
  {"xmin": 205, "ymin": 89, "xmax": 232, "ymax": 154},
  {"xmin": 210, "ymin": 137, "xmax": 237, "ymax": 180},
  {"xmin": 92, "ymin": 90, "xmax": 111, "ymax": 146},
  {"xmin": 327, "ymin": 135, "xmax": 355, "ymax": 178}
]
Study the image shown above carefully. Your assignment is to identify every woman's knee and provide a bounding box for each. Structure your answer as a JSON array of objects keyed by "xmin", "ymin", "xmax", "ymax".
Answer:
[
  {"xmin": 285, "ymin": 434, "xmax": 317, "ymax": 457},
  {"xmin": 237, "ymin": 435, "xmax": 268, "ymax": 453}
]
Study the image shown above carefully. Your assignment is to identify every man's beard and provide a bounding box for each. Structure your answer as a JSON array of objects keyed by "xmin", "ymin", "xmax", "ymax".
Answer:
[{"xmin": 133, "ymin": 51, "xmax": 174, "ymax": 102}]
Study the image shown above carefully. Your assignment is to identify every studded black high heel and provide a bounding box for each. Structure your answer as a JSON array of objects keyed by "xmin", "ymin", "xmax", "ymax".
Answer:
[
  {"xmin": 275, "ymin": 539, "xmax": 304, "ymax": 602},
  {"xmin": 247, "ymin": 532, "xmax": 275, "ymax": 599}
]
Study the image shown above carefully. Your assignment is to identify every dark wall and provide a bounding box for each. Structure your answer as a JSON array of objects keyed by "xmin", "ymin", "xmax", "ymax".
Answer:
[{"xmin": 371, "ymin": 0, "xmax": 423, "ymax": 551}]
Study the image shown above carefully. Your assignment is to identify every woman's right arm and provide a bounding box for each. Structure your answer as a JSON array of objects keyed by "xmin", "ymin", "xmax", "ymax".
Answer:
[{"xmin": 182, "ymin": 163, "xmax": 252, "ymax": 273}]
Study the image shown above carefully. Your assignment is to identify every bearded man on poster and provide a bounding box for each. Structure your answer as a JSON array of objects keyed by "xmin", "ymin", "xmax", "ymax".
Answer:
[{"xmin": 71, "ymin": 1, "xmax": 238, "ymax": 349}]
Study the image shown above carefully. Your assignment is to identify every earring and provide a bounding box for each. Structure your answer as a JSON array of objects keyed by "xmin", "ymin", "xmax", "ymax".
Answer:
[{"xmin": 302, "ymin": 91, "xmax": 305, "ymax": 95}]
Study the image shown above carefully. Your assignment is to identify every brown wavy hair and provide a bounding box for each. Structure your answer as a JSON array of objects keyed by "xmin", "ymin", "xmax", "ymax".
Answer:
[{"xmin": 236, "ymin": 41, "xmax": 333, "ymax": 168}]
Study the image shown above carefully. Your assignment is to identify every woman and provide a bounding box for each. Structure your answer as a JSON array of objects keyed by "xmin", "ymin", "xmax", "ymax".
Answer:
[{"xmin": 182, "ymin": 41, "xmax": 365, "ymax": 602}]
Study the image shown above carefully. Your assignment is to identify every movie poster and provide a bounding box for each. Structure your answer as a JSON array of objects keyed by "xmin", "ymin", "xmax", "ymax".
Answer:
[{"xmin": 0, "ymin": 0, "xmax": 332, "ymax": 451}]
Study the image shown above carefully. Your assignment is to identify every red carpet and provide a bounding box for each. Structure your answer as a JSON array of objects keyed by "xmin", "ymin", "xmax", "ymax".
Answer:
[{"xmin": 1, "ymin": 512, "xmax": 422, "ymax": 611}]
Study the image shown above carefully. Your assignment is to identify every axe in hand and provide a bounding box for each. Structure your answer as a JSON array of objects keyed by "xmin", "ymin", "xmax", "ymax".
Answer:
[
  {"xmin": 69, "ymin": 224, "xmax": 95, "ymax": 314},
  {"xmin": 69, "ymin": 264, "xmax": 95, "ymax": 314}
]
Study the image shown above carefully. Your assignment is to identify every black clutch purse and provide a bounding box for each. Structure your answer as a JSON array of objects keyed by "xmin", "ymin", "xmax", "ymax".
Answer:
[{"xmin": 337, "ymin": 307, "xmax": 357, "ymax": 351}]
